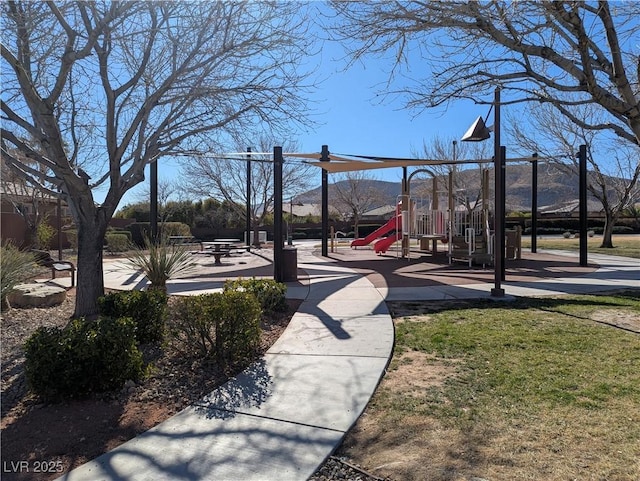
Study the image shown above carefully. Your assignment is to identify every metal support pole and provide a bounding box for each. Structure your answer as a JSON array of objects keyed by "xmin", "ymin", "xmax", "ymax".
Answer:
[
  {"xmin": 320, "ymin": 145, "xmax": 329, "ymax": 257},
  {"xmin": 531, "ymin": 153, "xmax": 538, "ymax": 253},
  {"xmin": 273, "ymin": 146, "xmax": 283, "ymax": 282},
  {"xmin": 500, "ymin": 145, "xmax": 506, "ymax": 282},
  {"xmin": 150, "ymin": 160, "xmax": 158, "ymax": 242},
  {"xmin": 578, "ymin": 144, "xmax": 588, "ymax": 267},
  {"xmin": 402, "ymin": 167, "xmax": 408, "ymax": 194},
  {"xmin": 432, "ymin": 176, "xmax": 438, "ymax": 210},
  {"xmin": 451, "ymin": 140, "xmax": 457, "ymax": 254},
  {"xmin": 288, "ymin": 198, "xmax": 293, "ymax": 246},
  {"xmin": 491, "ymin": 87, "xmax": 505, "ymax": 297},
  {"xmin": 246, "ymin": 148, "xmax": 252, "ymax": 251},
  {"xmin": 482, "ymin": 168, "xmax": 490, "ymax": 248},
  {"xmin": 57, "ymin": 195, "xmax": 63, "ymax": 260},
  {"xmin": 402, "ymin": 166, "xmax": 409, "ymax": 258}
]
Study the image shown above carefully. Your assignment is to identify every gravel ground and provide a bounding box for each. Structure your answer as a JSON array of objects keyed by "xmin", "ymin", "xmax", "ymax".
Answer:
[
  {"xmin": 310, "ymin": 456, "xmax": 393, "ymax": 481},
  {"xmin": 1, "ymin": 291, "xmax": 75, "ymax": 417}
]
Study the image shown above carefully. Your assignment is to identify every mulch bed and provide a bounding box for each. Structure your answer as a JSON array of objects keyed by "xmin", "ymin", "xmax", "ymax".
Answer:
[{"xmin": 0, "ymin": 289, "xmax": 300, "ymax": 481}]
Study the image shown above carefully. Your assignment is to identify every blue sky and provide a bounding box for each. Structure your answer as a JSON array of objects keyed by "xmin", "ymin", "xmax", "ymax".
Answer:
[
  {"xmin": 118, "ymin": 46, "xmax": 487, "ymax": 209},
  {"xmin": 114, "ymin": 18, "xmax": 495, "ymax": 210},
  {"xmin": 293, "ymin": 45, "xmax": 483, "ymax": 178}
]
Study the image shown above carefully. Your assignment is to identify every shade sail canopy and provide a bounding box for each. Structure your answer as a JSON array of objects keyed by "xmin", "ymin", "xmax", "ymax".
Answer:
[
  {"xmin": 221, "ymin": 151, "xmax": 539, "ymax": 172},
  {"xmin": 304, "ymin": 157, "xmax": 481, "ymax": 173}
]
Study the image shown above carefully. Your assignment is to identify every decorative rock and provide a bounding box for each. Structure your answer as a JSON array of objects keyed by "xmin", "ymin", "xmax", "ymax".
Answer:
[{"xmin": 7, "ymin": 283, "xmax": 67, "ymax": 308}]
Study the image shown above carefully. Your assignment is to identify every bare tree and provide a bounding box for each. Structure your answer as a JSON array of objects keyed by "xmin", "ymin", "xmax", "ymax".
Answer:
[
  {"xmin": 328, "ymin": 1, "xmax": 640, "ymax": 146},
  {"xmin": 178, "ymin": 137, "xmax": 315, "ymax": 245},
  {"xmin": 332, "ymin": 170, "xmax": 386, "ymax": 238},
  {"xmin": 1, "ymin": 2, "xmax": 314, "ymax": 317},
  {"xmin": 508, "ymin": 103, "xmax": 640, "ymax": 247}
]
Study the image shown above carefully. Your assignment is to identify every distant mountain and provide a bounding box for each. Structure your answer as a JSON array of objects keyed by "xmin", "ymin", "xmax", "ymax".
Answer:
[{"xmin": 294, "ymin": 164, "xmax": 622, "ymax": 213}]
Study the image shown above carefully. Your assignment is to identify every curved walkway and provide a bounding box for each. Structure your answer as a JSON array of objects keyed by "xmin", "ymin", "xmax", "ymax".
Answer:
[
  {"xmin": 58, "ymin": 243, "xmax": 394, "ymax": 481},
  {"xmin": 57, "ymin": 244, "xmax": 639, "ymax": 481}
]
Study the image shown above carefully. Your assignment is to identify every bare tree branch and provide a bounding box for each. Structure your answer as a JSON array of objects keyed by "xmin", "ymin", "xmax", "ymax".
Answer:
[
  {"xmin": 506, "ymin": 102, "xmax": 640, "ymax": 247},
  {"xmin": 328, "ymin": 0, "xmax": 640, "ymax": 145},
  {"xmin": 1, "ymin": 1, "xmax": 316, "ymax": 317}
]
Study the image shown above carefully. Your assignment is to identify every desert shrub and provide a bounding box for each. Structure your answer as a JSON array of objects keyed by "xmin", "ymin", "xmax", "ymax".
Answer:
[
  {"xmin": 107, "ymin": 228, "xmax": 132, "ymax": 241},
  {"xmin": 215, "ymin": 290, "xmax": 262, "ymax": 367},
  {"xmin": 98, "ymin": 289, "xmax": 167, "ymax": 343},
  {"xmin": 24, "ymin": 317, "xmax": 144, "ymax": 400},
  {"xmin": 159, "ymin": 222, "xmax": 191, "ymax": 237},
  {"xmin": 169, "ymin": 294, "xmax": 215, "ymax": 358},
  {"xmin": 126, "ymin": 235, "xmax": 196, "ymax": 292},
  {"xmin": 36, "ymin": 221, "xmax": 55, "ymax": 250},
  {"xmin": 612, "ymin": 225, "xmax": 634, "ymax": 234},
  {"xmin": 524, "ymin": 227, "xmax": 566, "ymax": 235},
  {"xmin": 1, "ymin": 243, "xmax": 36, "ymax": 310},
  {"xmin": 169, "ymin": 291, "xmax": 261, "ymax": 368},
  {"xmin": 223, "ymin": 277, "xmax": 287, "ymax": 313},
  {"xmin": 105, "ymin": 233, "xmax": 131, "ymax": 253},
  {"xmin": 292, "ymin": 227, "xmax": 320, "ymax": 238}
]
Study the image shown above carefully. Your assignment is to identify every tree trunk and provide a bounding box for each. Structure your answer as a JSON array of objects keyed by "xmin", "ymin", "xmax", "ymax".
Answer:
[
  {"xmin": 72, "ymin": 218, "xmax": 107, "ymax": 319},
  {"xmin": 600, "ymin": 217, "xmax": 616, "ymax": 248},
  {"xmin": 252, "ymin": 223, "xmax": 261, "ymax": 248}
]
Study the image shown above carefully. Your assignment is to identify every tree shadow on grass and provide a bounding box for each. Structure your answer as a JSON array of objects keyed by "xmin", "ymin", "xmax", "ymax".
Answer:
[{"xmin": 388, "ymin": 289, "xmax": 640, "ymax": 334}]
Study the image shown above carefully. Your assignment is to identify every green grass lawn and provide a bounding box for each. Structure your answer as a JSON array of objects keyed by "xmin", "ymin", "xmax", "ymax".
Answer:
[
  {"xmin": 342, "ymin": 291, "xmax": 640, "ymax": 481},
  {"xmin": 521, "ymin": 234, "xmax": 640, "ymax": 258}
]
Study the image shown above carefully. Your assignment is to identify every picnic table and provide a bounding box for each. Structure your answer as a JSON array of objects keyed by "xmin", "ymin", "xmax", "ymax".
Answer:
[{"xmin": 200, "ymin": 241, "xmax": 233, "ymax": 265}]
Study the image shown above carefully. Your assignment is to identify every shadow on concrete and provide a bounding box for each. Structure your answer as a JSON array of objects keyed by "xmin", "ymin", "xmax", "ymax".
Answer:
[
  {"xmin": 329, "ymin": 249, "xmax": 599, "ymax": 290},
  {"xmin": 193, "ymin": 359, "xmax": 272, "ymax": 420}
]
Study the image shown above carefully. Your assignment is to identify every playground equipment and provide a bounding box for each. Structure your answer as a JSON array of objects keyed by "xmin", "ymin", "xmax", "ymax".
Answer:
[
  {"xmin": 350, "ymin": 206, "xmax": 403, "ymax": 254},
  {"xmin": 406, "ymin": 168, "xmax": 498, "ymax": 266},
  {"xmin": 349, "ymin": 167, "xmax": 522, "ymax": 266}
]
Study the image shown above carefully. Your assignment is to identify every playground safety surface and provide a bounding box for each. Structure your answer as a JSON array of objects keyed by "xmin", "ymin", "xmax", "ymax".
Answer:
[{"xmin": 328, "ymin": 247, "xmax": 598, "ymax": 290}]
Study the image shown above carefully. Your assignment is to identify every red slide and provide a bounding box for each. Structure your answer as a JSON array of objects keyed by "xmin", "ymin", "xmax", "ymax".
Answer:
[
  {"xmin": 350, "ymin": 214, "xmax": 401, "ymax": 248},
  {"xmin": 374, "ymin": 232, "xmax": 402, "ymax": 254}
]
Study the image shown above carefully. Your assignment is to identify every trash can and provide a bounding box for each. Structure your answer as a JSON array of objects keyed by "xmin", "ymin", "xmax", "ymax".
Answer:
[{"xmin": 281, "ymin": 247, "xmax": 297, "ymax": 282}]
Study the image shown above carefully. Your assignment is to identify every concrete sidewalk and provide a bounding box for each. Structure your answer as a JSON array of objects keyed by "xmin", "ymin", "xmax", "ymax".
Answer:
[
  {"xmin": 58, "ymin": 244, "xmax": 394, "ymax": 481},
  {"xmin": 56, "ymin": 244, "xmax": 639, "ymax": 480}
]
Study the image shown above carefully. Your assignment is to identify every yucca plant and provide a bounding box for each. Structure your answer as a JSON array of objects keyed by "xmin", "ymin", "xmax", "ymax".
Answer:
[
  {"xmin": 126, "ymin": 235, "xmax": 197, "ymax": 292},
  {"xmin": 1, "ymin": 242, "xmax": 37, "ymax": 309}
]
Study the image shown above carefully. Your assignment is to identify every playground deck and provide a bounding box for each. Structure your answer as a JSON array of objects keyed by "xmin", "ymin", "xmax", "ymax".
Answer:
[{"xmin": 328, "ymin": 245, "xmax": 598, "ymax": 290}]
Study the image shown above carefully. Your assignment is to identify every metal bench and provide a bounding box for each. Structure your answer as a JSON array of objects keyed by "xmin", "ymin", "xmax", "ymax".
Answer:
[{"xmin": 31, "ymin": 249, "xmax": 76, "ymax": 287}]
